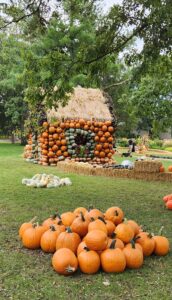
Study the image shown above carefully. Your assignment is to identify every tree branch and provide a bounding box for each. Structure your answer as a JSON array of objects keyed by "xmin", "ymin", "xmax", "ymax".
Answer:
[
  {"xmin": 0, "ymin": 0, "xmax": 43, "ymax": 30},
  {"xmin": 103, "ymin": 79, "xmax": 130, "ymax": 90},
  {"xmin": 85, "ymin": 22, "xmax": 148, "ymax": 65}
]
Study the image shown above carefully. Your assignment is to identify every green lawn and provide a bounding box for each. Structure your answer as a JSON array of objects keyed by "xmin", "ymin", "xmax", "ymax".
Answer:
[{"xmin": 0, "ymin": 144, "xmax": 172, "ymax": 300}]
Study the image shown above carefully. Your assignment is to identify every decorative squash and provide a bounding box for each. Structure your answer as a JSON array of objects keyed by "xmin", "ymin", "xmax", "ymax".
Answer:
[
  {"xmin": 22, "ymin": 224, "xmax": 47, "ymax": 249},
  {"xmin": 101, "ymin": 240, "xmax": 126, "ymax": 273},
  {"xmin": 56, "ymin": 227, "xmax": 81, "ymax": 254},
  {"xmin": 123, "ymin": 240, "xmax": 143, "ymax": 269},
  {"xmin": 153, "ymin": 236, "xmax": 170, "ymax": 256},
  {"xmin": 78, "ymin": 247, "xmax": 100, "ymax": 274},
  {"xmin": 105, "ymin": 207, "xmax": 124, "ymax": 225},
  {"xmin": 52, "ymin": 248, "xmax": 78, "ymax": 275},
  {"xmin": 85, "ymin": 229, "xmax": 108, "ymax": 251}
]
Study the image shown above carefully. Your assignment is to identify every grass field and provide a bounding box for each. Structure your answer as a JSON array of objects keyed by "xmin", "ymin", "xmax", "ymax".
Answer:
[{"xmin": 0, "ymin": 144, "xmax": 172, "ymax": 300}]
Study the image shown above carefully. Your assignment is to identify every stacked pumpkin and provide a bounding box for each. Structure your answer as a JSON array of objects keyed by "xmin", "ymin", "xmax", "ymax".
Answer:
[
  {"xmin": 19, "ymin": 206, "xmax": 170, "ymax": 275},
  {"xmin": 34, "ymin": 119, "xmax": 115, "ymax": 165},
  {"xmin": 163, "ymin": 194, "xmax": 172, "ymax": 210},
  {"xmin": 24, "ymin": 134, "xmax": 33, "ymax": 159}
]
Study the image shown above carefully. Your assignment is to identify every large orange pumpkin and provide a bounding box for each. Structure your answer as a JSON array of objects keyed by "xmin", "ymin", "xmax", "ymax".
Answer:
[
  {"xmin": 19, "ymin": 216, "xmax": 37, "ymax": 239},
  {"xmin": 115, "ymin": 223, "xmax": 134, "ymax": 243},
  {"xmin": 56, "ymin": 227, "xmax": 81, "ymax": 254},
  {"xmin": 101, "ymin": 240, "xmax": 126, "ymax": 273},
  {"xmin": 61, "ymin": 212, "xmax": 76, "ymax": 226},
  {"xmin": 153, "ymin": 236, "xmax": 170, "ymax": 256},
  {"xmin": 22, "ymin": 224, "xmax": 47, "ymax": 249},
  {"xmin": 71, "ymin": 212, "xmax": 89, "ymax": 237},
  {"xmin": 85, "ymin": 229, "xmax": 108, "ymax": 251},
  {"xmin": 78, "ymin": 247, "xmax": 100, "ymax": 274},
  {"xmin": 52, "ymin": 248, "xmax": 78, "ymax": 275},
  {"xmin": 40, "ymin": 225, "xmax": 61, "ymax": 253},
  {"xmin": 123, "ymin": 241, "xmax": 143, "ymax": 269}
]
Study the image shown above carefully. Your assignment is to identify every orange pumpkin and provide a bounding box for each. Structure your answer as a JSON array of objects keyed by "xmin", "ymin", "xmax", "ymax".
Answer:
[
  {"xmin": 19, "ymin": 216, "xmax": 37, "ymax": 239},
  {"xmin": 73, "ymin": 207, "xmax": 88, "ymax": 217},
  {"xmin": 102, "ymin": 125, "xmax": 108, "ymax": 132},
  {"xmin": 105, "ymin": 207, "xmax": 124, "ymax": 225},
  {"xmin": 42, "ymin": 214, "xmax": 61, "ymax": 230},
  {"xmin": 104, "ymin": 132, "xmax": 111, "ymax": 138},
  {"xmin": 123, "ymin": 241, "xmax": 143, "ymax": 269},
  {"xmin": 108, "ymin": 126, "xmax": 114, "ymax": 133},
  {"xmin": 153, "ymin": 236, "xmax": 170, "ymax": 256},
  {"xmin": 56, "ymin": 227, "xmax": 81, "ymax": 254},
  {"xmin": 78, "ymin": 247, "xmax": 100, "ymax": 274},
  {"xmin": 52, "ymin": 248, "xmax": 78, "ymax": 275},
  {"xmin": 168, "ymin": 166, "xmax": 172, "ymax": 172},
  {"xmin": 71, "ymin": 212, "xmax": 89, "ymax": 237},
  {"xmin": 99, "ymin": 151, "xmax": 105, "ymax": 158},
  {"xmin": 85, "ymin": 229, "xmax": 108, "ymax": 251},
  {"xmin": 106, "ymin": 237, "xmax": 124, "ymax": 250},
  {"xmin": 42, "ymin": 132, "xmax": 48, "ymax": 138},
  {"xmin": 96, "ymin": 144, "xmax": 102, "ymax": 151},
  {"xmin": 88, "ymin": 218, "xmax": 107, "ymax": 234},
  {"xmin": 97, "ymin": 131, "xmax": 104, "ymax": 137},
  {"xmin": 40, "ymin": 225, "xmax": 61, "ymax": 253},
  {"xmin": 104, "ymin": 220, "xmax": 116, "ymax": 236},
  {"xmin": 22, "ymin": 224, "xmax": 47, "ymax": 249},
  {"xmin": 85, "ymin": 208, "xmax": 104, "ymax": 222},
  {"xmin": 49, "ymin": 126, "xmax": 56, "ymax": 133},
  {"xmin": 136, "ymin": 233, "xmax": 155, "ymax": 256},
  {"xmin": 115, "ymin": 223, "xmax": 135, "ymax": 243},
  {"xmin": 101, "ymin": 240, "xmax": 126, "ymax": 273},
  {"xmin": 61, "ymin": 212, "xmax": 76, "ymax": 226}
]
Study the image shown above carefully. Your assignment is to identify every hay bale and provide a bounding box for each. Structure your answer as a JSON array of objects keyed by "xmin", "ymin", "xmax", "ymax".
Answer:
[{"xmin": 134, "ymin": 160, "xmax": 162, "ymax": 173}]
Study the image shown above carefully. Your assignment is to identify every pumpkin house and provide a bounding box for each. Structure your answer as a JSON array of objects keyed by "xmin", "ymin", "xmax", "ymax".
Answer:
[{"xmin": 24, "ymin": 87, "xmax": 116, "ymax": 166}]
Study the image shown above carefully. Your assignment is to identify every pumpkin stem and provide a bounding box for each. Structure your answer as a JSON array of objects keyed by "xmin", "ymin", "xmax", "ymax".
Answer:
[
  {"xmin": 130, "ymin": 239, "xmax": 136, "ymax": 249},
  {"xmin": 80, "ymin": 212, "xmax": 85, "ymax": 222},
  {"xmin": 50, "ymin": 225, "xmax": 56, "ymax": 231},
  {"xmin": 90, "ymin": 217, "xmax": 95, "ymax": 222},
  {"xmin": 83, "ymin": 246, "xmax": 90, "ymax": 252},
  {"xmin": 56, "ymin": 213, "xmax": 61, "ymax": 220},
  {"xmin": 110, "ymin": 232, "xmax": 117, "ymax": 239},
  {"xmin": 134, "ymin": 236, "xmax": 140, "ymax": 242},
  {"xmin": 32, "ymin": 222, "xmax": 38, "ymax": 228},
  {"xmin": 115, "ymin": 210, "xmax": 119, "ymax": 216},
  {"xmin": 110, "ymin": 239, "xmax": 116, "ymax": 249},
  {"xmin": 29, "ymin": 216, "xmax": 37, "ymax": 223},
  {"xmin": 88, "ymin": 205, "xmax": 94, "ymax": 211},
  {"xmin": 98, "ymin": 216, "xmax": 106, "ymax": 224},
  {"xmin": 158, "ymin": 226, "xmax": 164, "ymax": 236},
  {"xmin": 66, "ymin": 265, "xmax": 76, "ymax": 273},
  {"xmin": 57, "ymin": 220, "xmax": 63, "ymax": 225},
  {"xmin": 66, "ymin": 227, "xmax": 72, "ymax": 233}
]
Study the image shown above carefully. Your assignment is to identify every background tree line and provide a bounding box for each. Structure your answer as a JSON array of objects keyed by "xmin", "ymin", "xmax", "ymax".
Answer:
[{"xmin": 0, "ymin": 0, "xmax": 172, "ymax": 142}]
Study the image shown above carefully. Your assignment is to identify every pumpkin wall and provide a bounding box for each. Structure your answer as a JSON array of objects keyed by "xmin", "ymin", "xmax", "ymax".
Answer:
[{"xmin": 24, "ymin": 119, "xmax": 115, "ymax": 166}]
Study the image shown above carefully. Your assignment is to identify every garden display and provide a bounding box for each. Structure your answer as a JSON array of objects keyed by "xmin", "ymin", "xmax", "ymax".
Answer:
[
  {"xmin": 163, "ymin": 194, "xmax": 172, "ymax": 210},
  {"xmin": 22, "ymin": 173, "xmax": 72, "ymax": 188},
  {"xmin": 19, "ymin": 206, "xmax": 170, "ymax": 276}
]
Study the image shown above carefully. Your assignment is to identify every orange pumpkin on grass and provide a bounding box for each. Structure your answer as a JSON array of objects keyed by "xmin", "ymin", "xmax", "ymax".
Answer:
[
  {"xmin": 56, "ymin": 227, "xmax": 81, "ymax": 254},
  {"xmin": 78, "ymin": 247, "xmax": 100, "ymax": 274},
  {"xmin": 52, "ymin": 248, "xmax": 78, "ymax": 275},
  {"xmin": 85, "ymin": 229, "xmax": 108, "ymax": 251},
  {"xmin": 22, "ymin": 223, "xmax": 47, "ymax": 249},
  {"xmin": 101, "ymin": 240, "xmax": 126, "ymax": 273}
]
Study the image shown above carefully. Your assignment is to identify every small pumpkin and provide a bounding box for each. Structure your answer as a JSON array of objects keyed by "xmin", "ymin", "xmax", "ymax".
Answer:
[
  {"xmin": 19, "ymin": 216, "xmax": 37, "ymax": 239},
  {"xmin": 123, "ymin": 240, "xmax": 144, "ymax": 269},
  {"xmin": 22, "ymin": 223, "xmax": 47, "ymax": 249},
  {"xmin": 168, "ymin": 166, "xmax": 172, "ymax": 172},
  {"xmin": 153, "ymin": 236, "xmax": 170, "ymax": 256},
  {"xmin": 40, "ymin": 225, "xmax": 61, "ymax": 253},
  {"xmin": 85, "ymin": 208, "xmax": 104, "ymax": 222},
  {"xmin": 52, "ymin": 248, "xmax": 78, "ymax": 275},
  {"xmin": 42, "ymin": 213, "xmax": 61, "ymax": 230},
  {"xmin": 115, "ymin": 223, "xmax": 134, "ymax": 243},
  {"xmin": 88, "ymin": 217, "xmax": 107, "ymax": 234},
  {"xmin": 56, "ymin": 227, "xmax": 81, "ymax": 254},
  {"xmin": 105, "ymin": 206, "xmax": 124, "ymax": 225},
  {"xmin": 101, "ymin": 240, "xmax": 126, "ymax": 273},
  {"xmin": 61, "ymin": 211, "xmax": 76, "ymax": 226},
  {"xmin": 71, "ymin": 212, "xmax": 89, "ymax": 237},
  {"xmin": 163, "ymin": 194, "xmax": 172, "ymax": 202},
  {"xmin": 166, "ymin": 200, "xmax": 172, "ymax": 210},
  {"xmin": 136, "ymin": 233, "xmax": 155, "ymax": 256},
  {"xmin": 85, "ymin": 229, "xmax": 108, "ymax": 251},
  {"xmin": 78, "ymin": 247, "xmax": 100, "ymax": 274}
]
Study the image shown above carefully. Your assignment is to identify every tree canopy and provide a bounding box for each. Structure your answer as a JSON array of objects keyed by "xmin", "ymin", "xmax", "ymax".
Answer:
[{"xmin": 0, "ymin": 0, "xmax": 172, "ymax": 138}]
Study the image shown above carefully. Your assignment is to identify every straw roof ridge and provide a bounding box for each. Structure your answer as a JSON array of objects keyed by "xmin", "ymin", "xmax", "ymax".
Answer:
[{"xmin": 47, "ymin": 87, "xmax": 114, "ymax": 122}]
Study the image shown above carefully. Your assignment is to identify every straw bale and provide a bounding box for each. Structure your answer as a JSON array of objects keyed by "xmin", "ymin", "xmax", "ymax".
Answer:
[
  {"xmin": 134, "ymin": 160, "xmax": 162, "ymax": 173},
  {"xmin": 47, "ymin": 87, "xmax": 112, "ymax": 122},
  {"xmin": 56, "ymin": 161, "xmax": 172, "ymax": 182}
]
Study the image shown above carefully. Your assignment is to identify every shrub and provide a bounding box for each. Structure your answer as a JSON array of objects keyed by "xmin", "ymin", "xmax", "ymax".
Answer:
[{"xmin": 148, "ymin": 139, "xmax": 164, "ymax": 150}]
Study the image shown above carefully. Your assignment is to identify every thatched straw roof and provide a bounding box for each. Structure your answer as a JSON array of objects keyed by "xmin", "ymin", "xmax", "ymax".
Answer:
[{"xmin": 47, "ymin": 87, "xmax": 113, "ymax": 122}]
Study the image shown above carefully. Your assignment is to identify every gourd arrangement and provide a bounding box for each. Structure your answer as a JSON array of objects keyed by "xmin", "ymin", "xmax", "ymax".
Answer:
[
  {"xmin": 163, "ymin": 194, "xmax": 172, "ymax": 210},
  {"xmin": 19, "ymin": 206, "xmax": 170, "ymax": 276},
  {"xmin": 35, "ymin": 119, "xmax": 115, "ymax": 166}
]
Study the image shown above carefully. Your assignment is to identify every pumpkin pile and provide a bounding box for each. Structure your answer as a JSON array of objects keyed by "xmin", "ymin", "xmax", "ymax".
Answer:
[
  {"xmin": 19, "ymin": 206, "xmax": 170, "ymax": 276},
  {"xmin": 163, "ymin": 194, "xmax": 172, "ymax": 210},
  {"xmin": 32, "ymin": 119, "xmax": 115, "ymax": 166}
]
